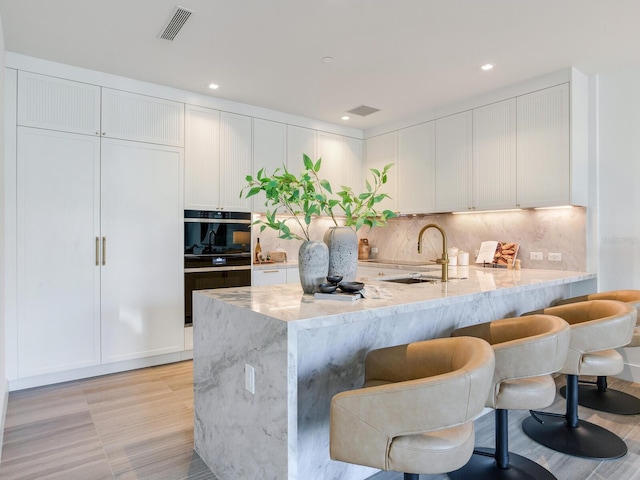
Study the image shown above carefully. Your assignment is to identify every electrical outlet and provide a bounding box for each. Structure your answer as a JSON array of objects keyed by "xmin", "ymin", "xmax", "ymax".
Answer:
[
  {"xmin": 548, "ymin": 252, "xmax": 562, "ymax": 262},
  {"xmin": 245, "ymin": 364, "xmax": 255, "ymax": 394},
  {"xmin": 530, "ymin": 252, "xmax": 543, "ymax": 261}
]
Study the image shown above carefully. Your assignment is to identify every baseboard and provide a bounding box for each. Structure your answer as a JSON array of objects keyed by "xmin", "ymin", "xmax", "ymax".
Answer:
[
  {"xmin": 9, "ymin": 351, "xmax": 192, "ymax": 391},
  {"xmin": 0, "ymin": 376, "xmax": 9, "ymax": 464}
]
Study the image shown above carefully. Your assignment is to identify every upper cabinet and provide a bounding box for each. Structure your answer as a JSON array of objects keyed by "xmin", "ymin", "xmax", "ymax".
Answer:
[
  {"xmin": 516, "ymin": 84, "xmax": 570, "ymax": 208},
  {"xmin": 287, "ymin": 125, "xmax": 316, "ymax": 176},
  {"xmin": 472, "ymin": 98, "xmax": 517, "ymax": 210},
  {"xmin": 101, "ymin": 88, "xmax": 184, "ymax": 146},
  {"xmin": 397, "ymin": 121, "xmax": 435, "ymax": 214},
  {"xmin": 17, "ymin": 71, "xmax": 101, "ymax": 135},
  {"xmin": 184, "ymin": 107, "xmax": 253, "ymax": 212},
  {"xmin": 252, "ymin": 118, "xmax": 287, "ymax": 212},
  {"xmin": 219, "ymin": 112, "xmax": 253, "ymax": 211},
  {"xmin": 364, "ymin": 132, "xmax": 398, "ymax": 212},
  {"xmin": 184, "ymin": 104, "xmax": 220, "ymax": 210},
  {"xmin": 435, "ymin": 111, "xmax": 473, "ymax": 213},
  {"xmin": 317, "ymin": 132, "xmax": 364, "ymax": 194}
]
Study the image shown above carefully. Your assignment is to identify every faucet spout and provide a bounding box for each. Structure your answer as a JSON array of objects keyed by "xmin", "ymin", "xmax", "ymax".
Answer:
[{"xmin": 417, "ymin": 223, "xmax": 449, "ymax": 282}]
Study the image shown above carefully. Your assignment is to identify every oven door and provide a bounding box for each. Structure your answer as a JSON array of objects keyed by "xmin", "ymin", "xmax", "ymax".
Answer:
[{"xmin": 184, "ymin": 267, "xmax": 251, "ymax": 326}]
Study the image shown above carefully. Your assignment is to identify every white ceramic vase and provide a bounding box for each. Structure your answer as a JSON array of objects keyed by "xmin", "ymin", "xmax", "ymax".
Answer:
[
  {"xmin": 298, "ymin": 240, "xmax": 329, "ymax": 294},
  {"xmin": 324, "ymin": 226, "xmax": 358, "ymax": 282}
]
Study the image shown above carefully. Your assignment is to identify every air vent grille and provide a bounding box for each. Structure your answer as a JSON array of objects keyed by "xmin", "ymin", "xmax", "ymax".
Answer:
[
  {"xmin": 347, "ymin": 105, "xmax": 381, "ymax": 117},
  {"xmin": 159, "ymin": 6, "xmax": 194, "ymax": 41}
]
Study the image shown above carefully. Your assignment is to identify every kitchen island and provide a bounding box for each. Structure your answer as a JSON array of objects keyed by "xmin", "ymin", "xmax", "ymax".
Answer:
[{"xmin": 193, "ymin": 267, "xmax": 596, "ymax": 480}]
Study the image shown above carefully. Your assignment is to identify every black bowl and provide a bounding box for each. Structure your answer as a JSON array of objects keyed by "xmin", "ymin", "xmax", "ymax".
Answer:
[
  {"xmin": 326, "ymin": 275, "xmax": 343, "ymax": 285},
  {"xmin": 338, "ymin": 281, "xmax": 365, "ymax": 293},
  {"xmin": 318, "ymin": 283, "xmax": 338, "ymax": 293}
]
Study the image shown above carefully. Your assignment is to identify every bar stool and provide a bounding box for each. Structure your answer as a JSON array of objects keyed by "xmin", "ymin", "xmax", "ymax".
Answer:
[
  {"xmin": 447, "ymin": 314, "xmax": 570, "ymax": 480},
  {"xmin": 330, "ymin": 336, "xmax": 495, "ymax": 480},
  {"xmin": 553, "ymin": 290, "xmax": 640, "ymax": 414},
  {"xmin": 521, "ymin": 299, "xmax": 636, "ymax": 459}
]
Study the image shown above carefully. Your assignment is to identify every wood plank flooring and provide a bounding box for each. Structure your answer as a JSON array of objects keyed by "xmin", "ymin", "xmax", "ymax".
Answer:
[
  {"xmin": 0, "ymin": 361, "xmax": 217, "ymax": 480},
  {"xmin": 2, "ymin": 364, "xmax": 640, "ymax": 480}
]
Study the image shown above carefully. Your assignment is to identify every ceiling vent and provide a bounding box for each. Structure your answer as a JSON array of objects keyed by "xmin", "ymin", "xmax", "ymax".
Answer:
[
  {"xmin": 347, "ymin": 105, "xmax": 381, "ymax": 117},
  {"xmin": 159, "ymin": 5, "xmax": 194, "ymax": 41}
]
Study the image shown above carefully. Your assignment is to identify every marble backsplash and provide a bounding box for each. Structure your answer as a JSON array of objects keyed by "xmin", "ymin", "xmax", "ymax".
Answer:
[{"xmin": 252, "ymin": 207, "xmax": 587, "ymax": 271}]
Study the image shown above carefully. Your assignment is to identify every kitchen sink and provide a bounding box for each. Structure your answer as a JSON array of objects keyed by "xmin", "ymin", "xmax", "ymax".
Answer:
[{"xmin": 379, "ymin": 273, "xmax": 468, "ymax": 284}]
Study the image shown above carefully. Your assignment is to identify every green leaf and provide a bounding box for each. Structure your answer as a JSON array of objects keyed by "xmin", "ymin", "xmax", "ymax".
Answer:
[
  {"xmin": 303, "ymin": 154, "xmax": 313, "ymax": 170},
  {"xmin": 320, "ymin": 179, "xmax": 332, "ymax": 193},
  {"xmin": 314, "ymin": 157, "xmax": 322, "ymax": 172}
]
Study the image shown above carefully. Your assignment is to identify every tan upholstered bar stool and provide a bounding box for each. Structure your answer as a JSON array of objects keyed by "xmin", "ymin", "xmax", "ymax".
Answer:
[
  {"xmin": 447, "ymin": 315, "xmax": 570, "ymax": 480},
  {"xmin": 553, "ymin": 290, "xmax": 640, "ymax": 414},
  {"xmin": 330, "ymin": 336, "xmax": 495, "ymax": 480},
  {"xmin": 521, "ymin": 299, "xmax": 636, "ymax": 459}
]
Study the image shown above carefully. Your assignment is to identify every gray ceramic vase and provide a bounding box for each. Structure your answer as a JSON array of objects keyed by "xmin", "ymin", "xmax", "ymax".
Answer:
[
  {"xmin": 298, "ymin": 240, "xmax": 329, "ymax": 294},
  {"xmin": 324, "ymin": 226, "xmax": 358, "ymax": 282}
]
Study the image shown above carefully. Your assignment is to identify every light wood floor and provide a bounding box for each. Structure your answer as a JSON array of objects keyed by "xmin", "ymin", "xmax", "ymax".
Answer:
[
  {"xmin": 2, "ymin": 364, "xmax": 640, "ymax": 480},
  {"xmin": 0, "ymin": 361, "xmax": 217, "ymax": 480}
]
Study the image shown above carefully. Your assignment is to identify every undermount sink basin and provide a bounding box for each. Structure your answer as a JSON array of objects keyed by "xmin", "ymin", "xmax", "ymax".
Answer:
[{"xmin": 378, "ymin": 273, "xmax": 468, "ymax": 284}]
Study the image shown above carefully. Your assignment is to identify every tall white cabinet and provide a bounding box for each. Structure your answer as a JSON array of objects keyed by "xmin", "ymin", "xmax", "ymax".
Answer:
[
  {"xmin": 12, "ymin": 71, "xmax": 185, "ymax": 380},
  {"xmin": 397, "ymin": 121, "xmax": 436, "ymax": 214},
  {"xmin": 16, "ymin": 127, "xmax": 101, "ymax": 377}
]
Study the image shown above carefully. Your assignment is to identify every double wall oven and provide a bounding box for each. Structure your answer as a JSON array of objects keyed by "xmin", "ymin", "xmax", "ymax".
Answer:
[{"xmin": 184, "ymin": 210, "xmax": 252, "ymax": 325}]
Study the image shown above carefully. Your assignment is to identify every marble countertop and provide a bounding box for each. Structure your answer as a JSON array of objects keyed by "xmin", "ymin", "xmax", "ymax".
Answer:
[{"xmin": 196, "ymin": 267, "xmax": 596, "ymax": 330}]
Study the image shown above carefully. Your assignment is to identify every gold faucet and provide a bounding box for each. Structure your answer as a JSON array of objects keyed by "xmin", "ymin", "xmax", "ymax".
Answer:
[{"xmin": 417, "ymin": 223, "xmax": 448, "ymax": 282}]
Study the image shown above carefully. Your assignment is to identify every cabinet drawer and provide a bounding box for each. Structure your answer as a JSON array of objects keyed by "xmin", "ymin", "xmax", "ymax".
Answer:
[{"xmin": 253, "ymin": 268, "xmax": 287, "ymax": 286}]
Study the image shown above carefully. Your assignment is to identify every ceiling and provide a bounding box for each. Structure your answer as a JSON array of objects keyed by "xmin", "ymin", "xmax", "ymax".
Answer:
[{"xmin": 1, "ymin": 0, "xmax": 639, "ymax": 131}]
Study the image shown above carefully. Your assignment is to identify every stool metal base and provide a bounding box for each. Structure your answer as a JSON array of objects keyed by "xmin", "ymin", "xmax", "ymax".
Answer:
[
  {"xmin": 404, "ymin": 474, "xmax": 418, "ymax": 480},
  {"xmin": 559, "ymin": 384, "xmax": 640, "ymax": 415},
  {"xmin": 448, "ymin": 448, "xmax": 557, "ymax": 480},
  {"xmin": 522, "ymin": 413, "xmax": 627, "ymax": 460}
]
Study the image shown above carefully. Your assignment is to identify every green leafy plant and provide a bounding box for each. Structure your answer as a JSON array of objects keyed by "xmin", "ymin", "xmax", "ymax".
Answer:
[{"xmin": 241, "ymin": 154, "xmax": 396, "ymax": 241}]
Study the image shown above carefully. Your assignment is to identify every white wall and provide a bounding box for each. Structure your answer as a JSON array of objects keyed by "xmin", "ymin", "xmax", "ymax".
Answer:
[
  {"xmin": 0, "ymin": 11, "xmax": 7, "ymax": 461},
  {"xmin": 597, "ymin": 65, "xmax": 640, "ymax": 291}
]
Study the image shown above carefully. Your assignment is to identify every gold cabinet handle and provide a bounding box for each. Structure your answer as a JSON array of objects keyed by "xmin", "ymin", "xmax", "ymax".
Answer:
[
  {"xmin": 96, "ymin": 237, "xmax": 100, "ymax": 266},
  {"xmin": 102, "ymin": 237, "xmax": 106, "ymax": 265}
]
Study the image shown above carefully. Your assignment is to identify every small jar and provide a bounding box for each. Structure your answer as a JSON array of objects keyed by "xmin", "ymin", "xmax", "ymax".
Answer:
[{"xmin": 358, "ymin": 238, "xmax": 370, "ymax": 260}]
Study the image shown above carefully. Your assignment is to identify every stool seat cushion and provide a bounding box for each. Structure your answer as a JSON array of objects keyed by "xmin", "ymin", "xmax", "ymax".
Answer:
[
  {"xmin": 566, "ymin": 348, "xmax": 624, "ymax": 376},
  {"xmin": 495, "ymin": 375, "xmax": 557, "ymax": 410},
  {"xmin": 388, "ymin": 422, "xmax": 474, "ymax": 474}
]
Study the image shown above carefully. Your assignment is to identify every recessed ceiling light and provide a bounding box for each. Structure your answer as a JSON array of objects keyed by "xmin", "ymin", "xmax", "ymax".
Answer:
[
  {"xmin": 480, "ymin": 64, "xmax": 494, "ymax": 71},
  {"xmin": 341, "ymin": 116, "xmax": 350, "ymax": 121},
  {"xmin": 208, "ymin": 83, "xmax": 219, "ymax": 90},
  {"xmin": 321, "ymin": 56, "xmax": 334, "ymax": 64}
]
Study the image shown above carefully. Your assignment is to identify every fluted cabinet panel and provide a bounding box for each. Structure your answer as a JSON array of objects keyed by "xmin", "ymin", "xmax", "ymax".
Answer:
[
  {"xmin": 435, "ymin": 111, "xmax": 472, "ymax": 212},
  {"xmin": 398, "ymin": 121, "xmax": 436, "ymax": 214},
  {"xmin": 343, "ymin": 136, "xmax": 363, "ymax": 195},
  {"xmin": 516, "ymin": 84, "xmax": 570, "ymax": 207},
  {"xmin": 252, "ymin": 118, "xmax": 286, "ymax": 212},
  {"xmin": 364, "ymin": 131, "xmax": 398, "ymax": 212},
  {"xmin": 17, "ymin": 71, "xmax": 100, "ymax": 135},
  {"xmin": 184, "ymin": 105, "xmax": 220, "ymax": 210},
  {"xmin": 473, "ymin": 99, "xmax": 517, "ymax": 210},
  {"xmin": 287, "ymin": 125, "xmax": 316, "ymax": 177},
  {"xmin": 102, "ymin": 88, "xmax": 184, "ymax": 147},
  {"xmin": 219, "ymin": 112, "xmax": 252, "ymax": 211}
]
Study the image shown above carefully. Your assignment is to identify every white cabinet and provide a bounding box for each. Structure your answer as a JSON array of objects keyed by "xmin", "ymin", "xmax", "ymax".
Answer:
[
  {"xmin": 16, "ymin": 127, "xmax": 101, "ymax": 377},
  {"xmin": 252, "ymin": 268, "xmax": 287, "ymax": 286},
  {"xmin": 398, "ymin": 121, "xmax": 436, "ymax": 214},
  {"xmin": 364, "ymin": 132, "xmax": 398, "ymax": 212},
  {"xmin": 219, "ymin": 112, "xmax": 253, "ymax": 211},
  {"xmin": 252, "ymin": 118, "xmax": 287, "ymax": 212},
  {"xmin": 100, "ymin": 139, "xmax": 184, "ymax": 363},
  {"xmin": 287, "ymin": 125, "xmax": 316, "ymax": 176},
  {"xmin": 101, "ymin": 88, "xmax": 184, "ymax": 146},
  {"xmin": 516, "ymin": 84, "xmax": 571, "ymax": 208},
  {"xmin": 472, "ymin": 99, "xmax": 517, "ymax": 210},
  {"xmin": 435, "ymin": 111, "xmax": 473, "ymax": 212},
  {"xmin": 17, "ymin": 71, "xmax": 101, "ymax": 135},
  {"xmin": 184, "ymin": 107, "xmax": 252, "ymax": 211},
  {"xmin": 184, "ymin": 105, "xmax": 220, "ymax": 210},
  {"xmin": 317, "ymin": 132, "xmax": 364, "ymax": 195},
  {"xmin": 252, "ymin": 266, "xmax": 300, "ymax": 286}
]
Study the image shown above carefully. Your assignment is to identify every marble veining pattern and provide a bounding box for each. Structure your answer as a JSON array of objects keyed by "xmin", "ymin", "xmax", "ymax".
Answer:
[{"xmin": 193, "ymin": 268, "xmax": 595, "ymax": 480}]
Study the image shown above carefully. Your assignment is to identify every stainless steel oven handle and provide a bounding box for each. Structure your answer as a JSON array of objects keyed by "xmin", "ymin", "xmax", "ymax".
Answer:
[
  {"xmin": 184, "ymin": 218, "xmax": 251, "ymax": 224},
  {"xmin": 184, "ymin": 265, "xmax": 252, "ymax": 273}
]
